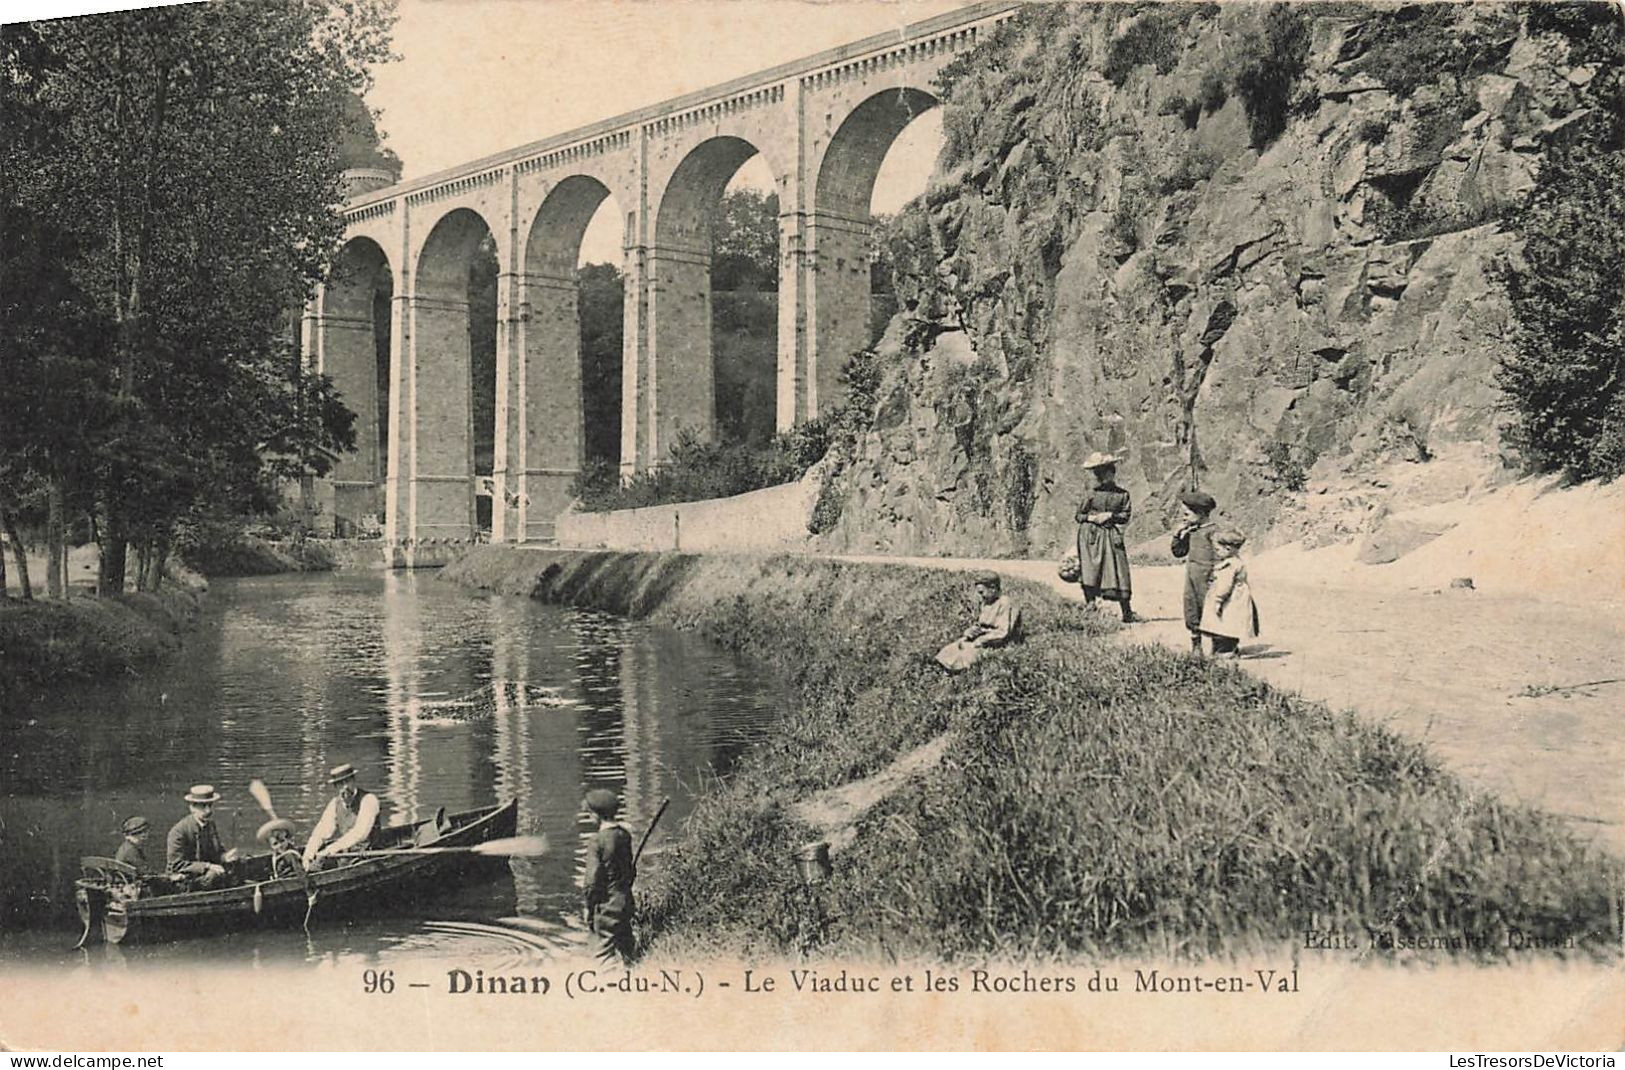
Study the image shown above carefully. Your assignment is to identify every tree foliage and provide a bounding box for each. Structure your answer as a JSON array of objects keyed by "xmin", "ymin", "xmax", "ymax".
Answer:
[
  {"xmin": 711, "ymin": 189, "xmax": 779, "ymax": 293},
  {"xmin": 1, "ymin": 1, "xmax": 395, "ymax": 594},
  {"xmin": 1497, "ymin": 17, "xmax": 1625, "ymax": 481},
  {"xmin": 578, "ymin": 262, "xmax": 624, "ymax": 465}
]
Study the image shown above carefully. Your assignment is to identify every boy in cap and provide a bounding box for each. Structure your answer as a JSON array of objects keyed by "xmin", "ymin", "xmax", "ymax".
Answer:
[
  {"xmin": 166, "ymin": 785, "xmax": 236, "ymax": 888},
  {"xmin": 114, "ymin": 816, "xmax": 152, "ymax": 874},
  {"xmin": 934, "ymin": 570, "xmax": 1022, "ymax": 672},
  {"xmin": 582, "ymin": 789, "xmax": 636, "ymax": 965},
  {"xmin": 303, "ymin": 763, "xmax": 380, "ymax": 869},
  {"xmin": 1171, "ymin": 490, "xmax": 1219, "ymax": 654}
]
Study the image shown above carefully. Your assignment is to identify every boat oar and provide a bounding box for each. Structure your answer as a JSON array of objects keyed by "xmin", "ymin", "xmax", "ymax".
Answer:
[
  {"xmin": 248, "ymin": 779, "xmax": 278, "ymax": 820},
  {"xmin": 249, "ymin": 779, "xmax": 316, "ymax": 922},
  {"xmin": 339, "ymin": 835, "xmax": 550, "ymax": 859},
  {"xmin": 634, "ymin": 798, "xmax": 671, "ymax": 867}
]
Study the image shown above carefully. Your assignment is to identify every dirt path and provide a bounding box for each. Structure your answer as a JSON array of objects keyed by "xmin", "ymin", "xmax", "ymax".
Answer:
[
  {"xmin": 837, "ymin": 553, "xmax": 1625, "ymax": 857},
  {"xmin": 792, "ymin": 733, "xmax": 956, "ymax": 854}
]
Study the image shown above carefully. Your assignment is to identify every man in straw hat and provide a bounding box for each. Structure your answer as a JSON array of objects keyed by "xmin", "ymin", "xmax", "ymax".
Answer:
[
  {"xmin": 303, "ymin": 763, "xmax": 380, "ymax": 870},
  {"xmin": 113, "ymin": 815, "xmax": 153, "ymax": 875},
  {"xmin": 582, "ymin": 788, "xmax": 636, "ymax": 965},
  {"xmin": 1075, "ymin": 452, "xmax": 1137, "ymax": 622},
  {"xmin": 934, "ymin": 570, "xmax": 1022, "ymax": 672},
  {"xmin": 166, "ymin": 785, "xmax": 236, "ymax": 888}
]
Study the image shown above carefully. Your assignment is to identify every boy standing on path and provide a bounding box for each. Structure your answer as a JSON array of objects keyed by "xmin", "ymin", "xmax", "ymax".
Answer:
[
  {"xmin": 582, "ymin": 788, "xmax": 636, "ymax": 966},
  {"xmin": 1171, "ymin": 491, "xmax": 1218, "ymax": 654}
]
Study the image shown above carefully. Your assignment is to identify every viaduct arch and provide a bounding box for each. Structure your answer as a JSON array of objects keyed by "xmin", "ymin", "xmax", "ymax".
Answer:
[{"xmin": 313, "ymin": 0, "xmax": 1018, "ymax": 552}]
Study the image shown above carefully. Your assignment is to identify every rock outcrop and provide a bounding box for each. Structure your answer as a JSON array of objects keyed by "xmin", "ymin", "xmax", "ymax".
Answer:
[{"xmin": 815, "ymin": 2, "xmax": 1614, "ymax": 558}]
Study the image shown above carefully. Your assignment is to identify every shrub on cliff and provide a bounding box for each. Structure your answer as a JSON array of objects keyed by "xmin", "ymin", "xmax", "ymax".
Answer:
[{"xmin": 1497, "ymin": 32, "xmax": 1625, "ymax": 481}]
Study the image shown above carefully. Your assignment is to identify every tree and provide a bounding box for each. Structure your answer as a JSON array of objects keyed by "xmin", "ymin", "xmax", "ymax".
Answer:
[
  {"xmin": 712, "ymin": 189, "xmax": 779, "ymax": 292},
  {"xmin": 1497, "ymin": 13, "xmax": 1625, "ymax": 481},
  {"xmin": 3, "ymin": 2, "xmax": 396, "ymax": 593},
  {"xmin": 710, "ymin": 189, "xmax": 780, "ymax": 445},
  {"xmin": 578, "ymin": 262, "xmax": 624, "ymax": 465}
]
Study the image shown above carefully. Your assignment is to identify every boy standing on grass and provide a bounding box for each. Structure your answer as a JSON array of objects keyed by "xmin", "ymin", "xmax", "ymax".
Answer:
[
  {"xmin": 1171, "ymin": 490, "xmax": 1218, "ymax": 654},
  {"xmin": 583, "ymin": 788, "xmax": 636, "ymax": 966},
  {"xmin": 1200, "ymin": 530, "xmax": 1261, "ymax": 658}
]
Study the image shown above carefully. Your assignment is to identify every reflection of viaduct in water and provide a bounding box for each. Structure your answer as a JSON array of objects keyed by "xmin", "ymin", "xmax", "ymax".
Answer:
[{"xmin": 308, "ymin": 2, "xmax": 1018, "ymax": 548}]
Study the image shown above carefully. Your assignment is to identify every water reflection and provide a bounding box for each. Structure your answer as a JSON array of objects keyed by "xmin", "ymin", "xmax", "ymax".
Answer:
[{"xmin": 0, "ymin": 570, "xmax": 779, "ymax": 966}]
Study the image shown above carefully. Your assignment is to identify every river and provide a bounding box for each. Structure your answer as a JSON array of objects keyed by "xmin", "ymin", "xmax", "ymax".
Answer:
[{"xmin": 0, "ymin": 570, "xmax": 782, "ymax": 967}]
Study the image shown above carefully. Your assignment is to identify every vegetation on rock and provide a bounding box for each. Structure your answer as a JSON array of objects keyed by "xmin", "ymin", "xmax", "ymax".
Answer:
[
  {"xmin": 1495, "ymin": 7, "xmax": 1625, "ymax": 481},
  {"xmin": 820, "ymin": 1, "xmax": 1625, "ymax": 560}
]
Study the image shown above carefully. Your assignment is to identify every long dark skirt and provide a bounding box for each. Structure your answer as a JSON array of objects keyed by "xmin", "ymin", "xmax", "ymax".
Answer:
[{"xmin": 1078, "ymin": 523, "xmax": 1132, "ymax": 602}]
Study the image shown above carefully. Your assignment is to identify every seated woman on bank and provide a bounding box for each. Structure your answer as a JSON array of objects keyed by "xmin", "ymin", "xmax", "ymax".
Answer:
[{"xmin": 935, "ymin": 571, "xmax": 1022, "ymax": 673}]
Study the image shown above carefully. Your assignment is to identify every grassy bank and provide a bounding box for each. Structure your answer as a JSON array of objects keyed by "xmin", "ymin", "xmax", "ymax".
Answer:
[
  {"xmin": 445, "ymin": 547, "xmax": 1622, "ymax": 961},
  {"xmin": 0, "ymin": 581, "xmax": 203, "ymax": 696}
]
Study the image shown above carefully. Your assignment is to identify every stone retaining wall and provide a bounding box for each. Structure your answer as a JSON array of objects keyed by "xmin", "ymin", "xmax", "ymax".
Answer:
[{"xmin": 555, "ymin": 477, "xmax": 819, "ymax": 552}]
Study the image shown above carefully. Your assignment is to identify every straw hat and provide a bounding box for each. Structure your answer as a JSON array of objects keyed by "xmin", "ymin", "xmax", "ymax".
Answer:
[
  {"xmin": 184, "ymin": 785, "xmax": 220, "ymax": 805},
  {"xmin": 328, "ymin": 763, "xmax": 358, "ymax": 785},
  {"xmin": 1216, "ymin": 529, "xmax": 1248, "ymax": 547},
  {"xmin": 121, "ymin": 816, "xmax": 150, "ymax": 836},
  {"xmin": 1082, "ymin": 451, "xmax": 1119, "ymax": 469},
  {"xmin": 256, "ymin": 818, "xmax": 296, "ymax": 843}
]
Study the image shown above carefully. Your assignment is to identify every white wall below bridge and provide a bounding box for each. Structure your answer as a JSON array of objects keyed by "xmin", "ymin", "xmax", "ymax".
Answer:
[{"xmin": 555, "ymin": 473, "xmax": 822, "ymax": 553}]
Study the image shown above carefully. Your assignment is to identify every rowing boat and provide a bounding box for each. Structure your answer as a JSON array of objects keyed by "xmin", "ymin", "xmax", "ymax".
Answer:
[{"xmin": 75, "ymin": 798, "xmax": 519, "ymax": 946}]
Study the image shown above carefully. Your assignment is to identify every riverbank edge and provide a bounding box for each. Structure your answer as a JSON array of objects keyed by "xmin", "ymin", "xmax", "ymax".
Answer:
[
  {"xmin": 0, "ymin": 577, "xmax": 205, "ymax": 697},
  {"xmin": 442, "ymin": 545, "xmax": 1622, "ymax": 962}
]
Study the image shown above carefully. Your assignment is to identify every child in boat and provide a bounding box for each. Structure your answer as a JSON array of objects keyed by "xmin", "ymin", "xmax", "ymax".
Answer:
[
  {"xmin": 582, "ymin": 789, "xmax": 636, "ymax": 966},
  {"xmin": 934, "ymin": 571, "xmax": 1022, "ymax": 672},
  {"xmin": 1200, "ymin": 530, "xmax": 1261, "ymax": 658},
  {"xmin": 1171, "ymin": 490, "xmax": 1218, "ymax": 654},
  {"xmin": 257, "ymin": 818, "xmax": 306, "ymax": 879},
  {"xmin": 113, "ymin": 816, "xmax": 153, "ymax": 874}
]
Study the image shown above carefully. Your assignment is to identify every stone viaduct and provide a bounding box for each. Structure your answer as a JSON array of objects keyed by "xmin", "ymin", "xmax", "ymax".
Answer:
[{"xmin": 310, "ymin": 1, "xmax": 1019, "ymax": 550}]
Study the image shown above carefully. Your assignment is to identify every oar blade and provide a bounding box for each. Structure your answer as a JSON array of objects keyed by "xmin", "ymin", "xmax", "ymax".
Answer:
[
  {"xmin": 470, "ymin": 835, "xmax": 550, "ymax": 858},
  {"xmin": 248, "ymin": 779, "xmax": 277, "ymax": 819}
]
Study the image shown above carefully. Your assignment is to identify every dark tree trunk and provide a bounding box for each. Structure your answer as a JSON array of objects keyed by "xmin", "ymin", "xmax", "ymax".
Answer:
[
  {"xmin": 133, "ymin": 540, "xmax": 151, "ymax": 592},
  {"xmin": 46, "ymin": 477, "xmax": 66, "ymax": 599},
  {"xmin": 98, "ymin": 505, "xmax": 127, "ymax": 596},
  {"xmin": 2, "ymin": 508, "xmax": 32, "ymax": 601},
  {"xmin": 148, "ymin": 536, "xmax": 169, "ymax": 593}
]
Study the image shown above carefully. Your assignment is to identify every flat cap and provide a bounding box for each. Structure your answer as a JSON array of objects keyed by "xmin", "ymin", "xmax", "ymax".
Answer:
[{"xmin": 583, "ymin": 789, "xmax": 620, "ymax": 819}]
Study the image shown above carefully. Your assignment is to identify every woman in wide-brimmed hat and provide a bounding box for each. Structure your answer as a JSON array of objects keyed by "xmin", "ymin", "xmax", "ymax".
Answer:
[{"xmin": 1075, "ymin": 452, "xmax": 1136, "ymax": 622}]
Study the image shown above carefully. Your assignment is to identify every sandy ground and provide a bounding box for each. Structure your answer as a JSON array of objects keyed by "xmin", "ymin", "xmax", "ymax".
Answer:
[{"xmin": 840, "ymin": 551, "xmax": 1625, "ymax": 857}]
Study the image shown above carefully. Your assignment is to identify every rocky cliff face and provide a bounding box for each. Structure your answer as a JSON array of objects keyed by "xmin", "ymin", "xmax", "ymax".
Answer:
[{"xmin": 816, "ymin": 2, "xmax": 1614, "ymax": 558}]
